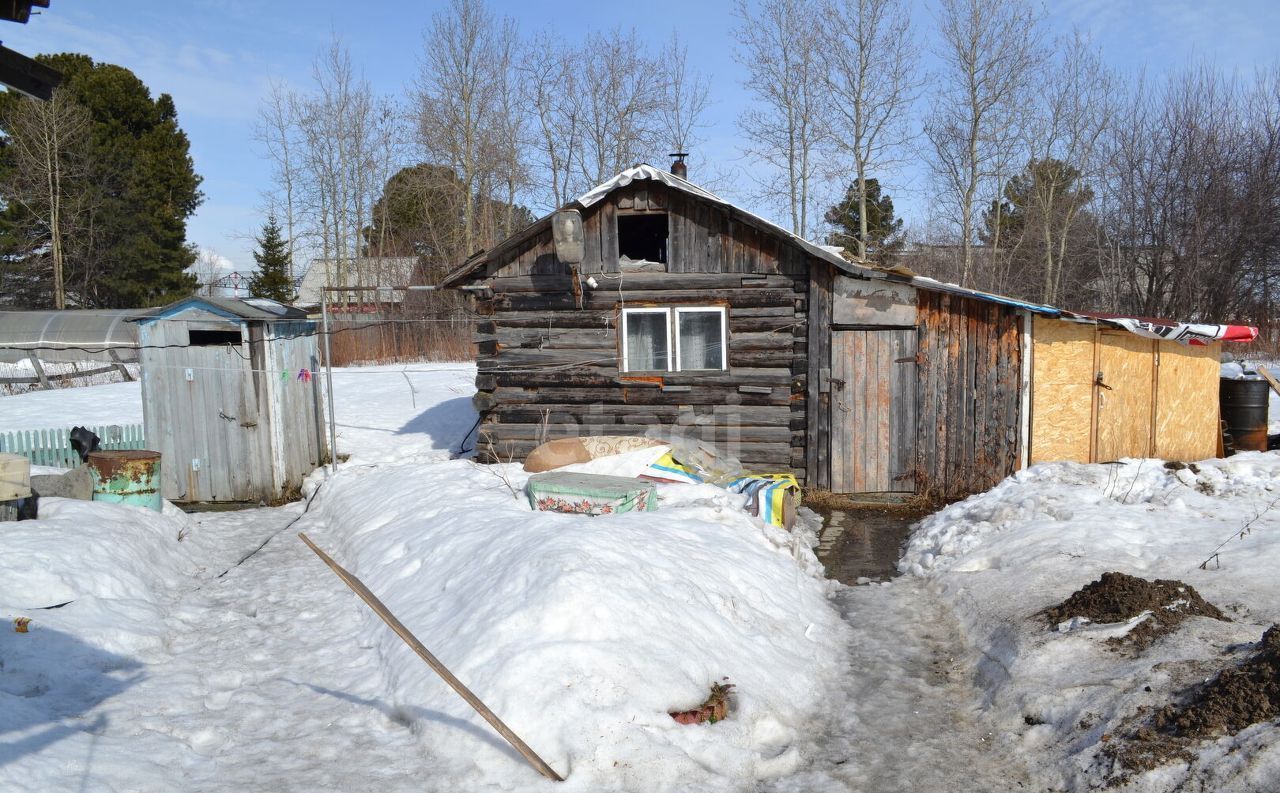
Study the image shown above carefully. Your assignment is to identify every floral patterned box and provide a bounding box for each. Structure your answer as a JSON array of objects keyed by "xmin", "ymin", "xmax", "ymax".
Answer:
[{"xmin": 526, "ymin": 472, "xmax": 658, "ymax": 516}]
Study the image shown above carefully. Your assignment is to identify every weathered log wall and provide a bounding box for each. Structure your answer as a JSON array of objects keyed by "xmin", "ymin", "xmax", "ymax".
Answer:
[{"xmin": 470, "ymin": 183, "xmax": 810, "ymax": 479}]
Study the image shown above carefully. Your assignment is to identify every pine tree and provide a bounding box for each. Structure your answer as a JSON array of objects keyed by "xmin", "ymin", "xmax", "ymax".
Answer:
[
  {"xmin": 824, "ymin": 178, "xmax": 904, "ymax": 264},
  {"xmin": 248, "ymin": 215, "xmax": 294, "ymax": 302},
  {"xmin": 0, "ymin": 53, "xmax": 203, "ymax": 308}
]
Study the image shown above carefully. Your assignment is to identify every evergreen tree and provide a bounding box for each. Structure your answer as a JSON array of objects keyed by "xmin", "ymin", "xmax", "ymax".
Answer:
[
  {"xmin": 248, "ymin": 215, "xmax": 294, "ymax": 302},
  {"xmin": 824, "ymin": 178, "xmax": 904, "ymax": 264},
  {"xmin": 0, "ymin": 53, "xmax": 202, "ymax": 308}
]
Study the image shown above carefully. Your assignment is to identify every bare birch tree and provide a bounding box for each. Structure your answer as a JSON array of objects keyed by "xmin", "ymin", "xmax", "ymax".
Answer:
[
  {"xmin": 659, "ymin": 31, "xmax": 712, "ymax": 157},
  {"xmin": 818, "ymin": 0, "xmax": 920, "ymax": 261},
  {"xmin": 255, "ymin": 81, "xmax": 304, "ymax": 279},
  {"xmin": 521, "ymin": 31, "xmax": 581, "ymax": 210},
  {"xmin": 415, "ymin": 0, "xmax": 519, "ymax": 252},
  {"xmin": 1020, "ymin": 33, "xmax": 1115, "ymax": 303},
  {"xmin": 925, "ymin": 0, "xmax": 1043, "ymax": 287},
  {"xmin": 575, "ymin": 28, "xmax": 665, "ymax": 187},
  {"xmin": 734, "ymin": 0, "xmax": 828, "ymax": 237},
  {"xmin": 2, "ymin": 87, "xmax": 93, "ymax": 308}
]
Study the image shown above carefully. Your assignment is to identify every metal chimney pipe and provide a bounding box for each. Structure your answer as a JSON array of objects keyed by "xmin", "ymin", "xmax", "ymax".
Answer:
[{"xmin": 669, "ymin": 152, "xmax": 688, "ymax": 180}]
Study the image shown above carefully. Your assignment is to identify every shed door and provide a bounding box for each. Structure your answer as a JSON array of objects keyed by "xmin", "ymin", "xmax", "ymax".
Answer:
[
  {"xmin": 831, "ymin": 329, "xmax": 918, "ymax": 493},
  {"xmin": 1094, "ymin": 331, "xmax": 1155, "ymax": 461},
  {"xmin": 181, "ymin": 344, "xmax": 260, "ymax": 501}
]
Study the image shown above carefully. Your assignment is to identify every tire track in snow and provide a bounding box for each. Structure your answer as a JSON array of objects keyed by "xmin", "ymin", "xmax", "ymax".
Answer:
[{"xmin": 768, "ymin": 579, "xmax": 1032, "ymax": 792}]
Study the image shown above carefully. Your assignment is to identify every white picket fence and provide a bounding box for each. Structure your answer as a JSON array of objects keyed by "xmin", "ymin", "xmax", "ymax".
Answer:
[{"xmin": 0, "ymin": 424, "xmax": 146, "ymax": 469}]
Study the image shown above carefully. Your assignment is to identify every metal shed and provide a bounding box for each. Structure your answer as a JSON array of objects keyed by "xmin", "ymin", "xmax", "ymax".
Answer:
[{"xmin": 136, "ymin": 296, "xmax": 328, "ymax": 503}]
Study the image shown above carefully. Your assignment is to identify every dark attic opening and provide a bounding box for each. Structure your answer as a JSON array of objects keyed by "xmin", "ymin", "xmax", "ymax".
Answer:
[
  {"xmin": 188, "ymin": 329, "xmax": 243, "ymax": 346},
  {"xmin": 618, "ymin": 212, "xmax": 668, "ymax": 264}
]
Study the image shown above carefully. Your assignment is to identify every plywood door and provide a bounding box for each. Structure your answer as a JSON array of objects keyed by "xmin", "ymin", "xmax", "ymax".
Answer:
[
  {"xmin": 1030, "ymin": 318, "xmax": 1097, "ymax": 464},
  {"xmin": 831, "ymin": 329, "xmax": 918, "ymax": 493},
  {"xmin": 1095, "ymin": 331, "xmax": 1156, "ymax": 461}
]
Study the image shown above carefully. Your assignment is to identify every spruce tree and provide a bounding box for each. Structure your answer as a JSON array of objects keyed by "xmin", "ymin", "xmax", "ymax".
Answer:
[{"xmin": 248, "ymin": 215, "xmax": 294, "ymax": 302}]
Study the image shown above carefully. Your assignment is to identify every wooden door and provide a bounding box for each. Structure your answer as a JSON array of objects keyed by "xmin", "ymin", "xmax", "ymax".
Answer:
[
  {"xmin": 831, "ymin": 329, "xmax": 918, "ymax": 493},
  {"xmin": 1094, "ymin": 331, "xmax": 1155, "ymax": 461}
]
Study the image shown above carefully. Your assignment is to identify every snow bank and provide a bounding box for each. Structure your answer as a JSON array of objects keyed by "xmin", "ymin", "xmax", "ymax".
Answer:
[
  {"xmin": 299, "ymin": 458, "xmax": 849, "ymax": 791},
  {"xmin": 901, "ymin": 454, "xmax": 1280, "ymax": 791}
]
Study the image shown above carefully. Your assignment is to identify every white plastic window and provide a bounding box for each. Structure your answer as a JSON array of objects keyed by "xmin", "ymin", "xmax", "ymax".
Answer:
[
  {"xmin": 675, "ymin": 307, "xmax": 727, "ymax": 371},
  {"xmin": 621, "ymin": 308, "xmax": 671, "ymax": 372},
  {"xmin": 621, "ymin": 306, "xmax": 727, "ymax": 372}
]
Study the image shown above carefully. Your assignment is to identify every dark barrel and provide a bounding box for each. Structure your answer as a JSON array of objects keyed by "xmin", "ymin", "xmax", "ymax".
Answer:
[{"xmin": 1220, "ymin": 378, "xmax": 1271, "ymax": 453}]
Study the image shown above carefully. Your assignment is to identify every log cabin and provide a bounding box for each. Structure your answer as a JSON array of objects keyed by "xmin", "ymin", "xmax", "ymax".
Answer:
[{"xmin": 442, "ymin": 164, "xmax": 1248, "ymax": 500}]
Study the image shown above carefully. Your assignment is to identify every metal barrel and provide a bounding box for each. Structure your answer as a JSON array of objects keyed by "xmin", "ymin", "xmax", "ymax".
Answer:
[
  {"xmin": 87, "ymin": 450, "xmax": 162, "ymax": 512},
  {"xmin": 1219, "ymin": 378, "xmax": 1271, "ymax": 453}
]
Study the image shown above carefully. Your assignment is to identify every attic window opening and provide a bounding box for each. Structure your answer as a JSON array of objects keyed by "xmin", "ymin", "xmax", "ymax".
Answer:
[
  {"xmin": 188, "ymin": 329, "xmax": 243, "ymax": 346},
  {"xmin": 617, "ymin": 212, "xmax": 668, "ymax": 264}
]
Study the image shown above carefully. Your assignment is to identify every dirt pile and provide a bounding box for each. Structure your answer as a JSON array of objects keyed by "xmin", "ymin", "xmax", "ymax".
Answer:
[
  {"xmin": 1154, "ymin": 624, "xmax": 1280, "ymax": 737},
  {"xmin": 1104, "ymin": 625, "xmax": 1280, "ymax": 783},
  {"xmin": 1042, "ymin": 571, "xmax": 1226, "ymax": 651}
]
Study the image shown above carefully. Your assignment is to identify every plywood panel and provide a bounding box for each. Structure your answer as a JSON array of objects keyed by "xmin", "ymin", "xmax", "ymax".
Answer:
[
  {"xmin": 1154, "ymin": 341, "xmax": 1221, "ymax": 461},
  {"xmin": 1030, "ymin": 318, "xmax": 1096, "ymax": 464},
  {"xmin": 1096, "ymin": 331, "xmax": 1156, "ymax": 460}
]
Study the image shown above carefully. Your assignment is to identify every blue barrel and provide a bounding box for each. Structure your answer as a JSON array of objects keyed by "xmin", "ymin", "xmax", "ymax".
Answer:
[{"xmin": 88, "ymin": 450, "xmax": 162, "ymax": 512}]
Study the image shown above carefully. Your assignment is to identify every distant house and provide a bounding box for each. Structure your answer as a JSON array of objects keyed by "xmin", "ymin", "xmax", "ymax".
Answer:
[
  {"xmin": 296, "ymin": 256, "xmax": 418, "ymax": 310},
  {"xmin": 441, "ymin": 165, "xmax": 1254, "ymax": 499}
]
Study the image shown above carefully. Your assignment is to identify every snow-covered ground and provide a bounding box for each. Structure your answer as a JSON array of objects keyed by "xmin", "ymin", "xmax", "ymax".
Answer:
[
  {"xmin": 902, "ymin": 456, "xmax": 1280, "ymax": 791},
  {"xmin": 4, "ymin": 362, "xmax": 1280, "ymax": 791},
  {"xmin": 1, "ymin": 365, "xmax": 851, "ymax": 791}
]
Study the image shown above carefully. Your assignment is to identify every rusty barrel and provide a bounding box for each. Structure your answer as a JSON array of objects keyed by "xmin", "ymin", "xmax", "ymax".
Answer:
[
  {"xmin": 87, "ymin": 450, "xmax": 162, "ymax": 512},
  {"xmin": 1220, "ymin": 378, "xmax": 1270, "ymax": 453}
]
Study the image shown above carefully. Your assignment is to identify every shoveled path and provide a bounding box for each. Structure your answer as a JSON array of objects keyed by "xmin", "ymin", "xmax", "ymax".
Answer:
[{"xmin": 765, "ymin": 509, "xmax": 1033, "ymax": 792}]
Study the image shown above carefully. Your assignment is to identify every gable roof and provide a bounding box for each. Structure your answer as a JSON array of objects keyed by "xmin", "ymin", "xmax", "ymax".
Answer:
[
  {"xmin": 438, "ymin": 165, "xmax": 1061, "ymax": 316},
  {"xmin": 137, "ymin": 295, "xmax": 310, "ymax": 323}
]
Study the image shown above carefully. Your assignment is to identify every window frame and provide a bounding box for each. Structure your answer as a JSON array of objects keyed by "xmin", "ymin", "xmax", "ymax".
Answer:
[
  {"xmin": 620, "ymin": 306, "xmax": 673, "ymax": 373},
  {"xmin": 674, "ymin": 306, "xmax": 729, "ymax": 372},
  {"xmin": 619, "ymin": 305, "xmax": 728, "ymax": 374}
]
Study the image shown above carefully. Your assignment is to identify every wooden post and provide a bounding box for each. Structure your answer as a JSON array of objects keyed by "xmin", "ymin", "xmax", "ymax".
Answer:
[
  {"xmin": 297, "ymin": 533, "xmax": 565, "ymax": 783},
  {"xmin": 26, "ymin": 351, "xmax": 49, "ymax": 390},
  {"xmin": 1258, "ymin": 365, "xmax": 1280, "ymax": 398},
  {"xmin": 108, "ymin": 349, "xmax": 136, "ymax": 381}
]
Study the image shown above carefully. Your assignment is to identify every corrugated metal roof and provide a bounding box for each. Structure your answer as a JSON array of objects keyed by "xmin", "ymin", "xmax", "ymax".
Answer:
[{"xmin": 138, "ymin": 295, "xmax": 310, "ymax": 323}]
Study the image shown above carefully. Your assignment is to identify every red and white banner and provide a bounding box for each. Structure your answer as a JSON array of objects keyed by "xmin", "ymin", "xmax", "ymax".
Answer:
[{"xmin": 1100, "ymin": 317, "xmax": 1259, "ymax": 346}]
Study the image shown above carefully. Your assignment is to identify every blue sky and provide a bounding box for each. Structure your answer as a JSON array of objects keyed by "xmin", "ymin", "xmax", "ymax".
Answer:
[{"xmin": 6, "ymin": 0, "xmax": 1279, "ymax": 274}]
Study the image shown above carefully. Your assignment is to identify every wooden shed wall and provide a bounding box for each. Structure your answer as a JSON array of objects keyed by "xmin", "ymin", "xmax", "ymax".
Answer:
[
  {"xmin": 915, "ymin": 291, "xmax": 1024, "ymax": 500},
  {"xmin": 1030, "ymin": 317, "xmax": 1222, "ymax": 463},
  {"xmin": 1153, "ymin": 341, "xmax": 1220, "ymax": 461},
  {"xmin": 472, "ymin": 183, "xmax": 810, "ymax": 478},
  {"xmin": 1029, "ymin": 318, "xmax": 1095, "ymax": 464},
  {"xmin": 140, "ymin": 314, "xmax": 324, "ymax": 502}
]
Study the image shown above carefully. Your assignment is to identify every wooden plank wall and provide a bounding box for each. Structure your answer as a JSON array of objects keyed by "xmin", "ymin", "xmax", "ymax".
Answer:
[
  {"xmin": 476, "ymin": 184, "xmax": 812, "ymax": 280},
  {"xmin": 916, "ymin": 291, "xmax": 1023, "ymax": 500},
  {"xmin": 472, "ymin": 184, "xmax": 810, "ymax": 479},
  {"xmin": 830, "ymin": 329, "xmax": 918, "ymax": 493}
]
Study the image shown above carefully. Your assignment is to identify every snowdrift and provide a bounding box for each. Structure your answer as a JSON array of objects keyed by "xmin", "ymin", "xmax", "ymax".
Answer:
[
  {"xmin": 299, "ymin": 459, "xmax": 850, "ymax": 791},
  {"xmin": 902, "ymin": 453, "xmax": 1280, "ymax": 791}
]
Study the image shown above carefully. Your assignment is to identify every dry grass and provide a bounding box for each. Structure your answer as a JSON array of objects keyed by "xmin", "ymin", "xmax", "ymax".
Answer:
[{"xmin": 802, "ymin": 487, "xmax": 938, "ymax": 514}]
